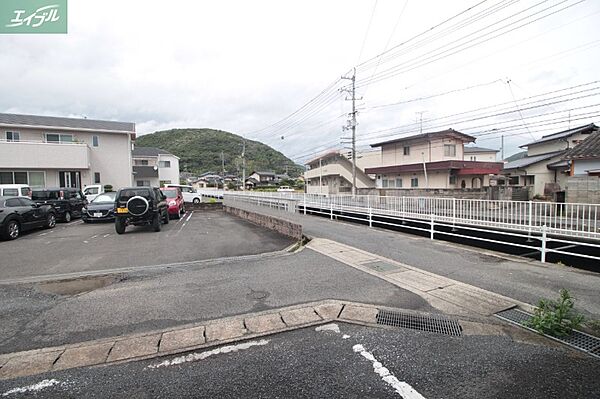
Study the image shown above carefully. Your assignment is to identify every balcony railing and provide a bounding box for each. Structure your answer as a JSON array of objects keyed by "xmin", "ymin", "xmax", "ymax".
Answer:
[{"xmin": 0, "ymin": 140, "xmax": 90, "ymax": 169}]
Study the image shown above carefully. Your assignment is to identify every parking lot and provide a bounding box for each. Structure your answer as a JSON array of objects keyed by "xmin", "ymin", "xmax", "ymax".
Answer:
[{"xmin": 0, "ymin": 210, "xmax": 294, "ymax": 281}]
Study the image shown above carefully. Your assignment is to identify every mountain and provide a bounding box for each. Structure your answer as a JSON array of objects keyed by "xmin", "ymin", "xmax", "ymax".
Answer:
[
  {"xmin": 135, "ymin": 128, "xmax": 303, "ymax": 178},
  {"xmin": 504, "ymin": 150, "xmax": 528, "ymax": 162}
]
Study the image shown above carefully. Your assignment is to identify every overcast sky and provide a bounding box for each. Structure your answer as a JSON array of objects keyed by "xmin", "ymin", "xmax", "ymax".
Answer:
[{"xmin": 1, "ymin": 0, "xmax": 599, "ymax": 162}]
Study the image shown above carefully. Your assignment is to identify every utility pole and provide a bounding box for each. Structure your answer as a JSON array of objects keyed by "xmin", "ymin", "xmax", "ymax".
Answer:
[
  {"xmin": 416, "ymin": 111, "xmax": 427, "ymax": 134},
  {"xmin": 342, "ymin": 67, "xmax": 360, "ymax": 196},
  {"xmin": 241, "ymin": 140, "xmax": 246, "ymax": 191},
  {"xmin": 221, "ymin": 151, "xmax": 225, "ymax": 189},
  {"xmin": 501, "ymin": 135, "xmax": 504, "ymax": 161}
]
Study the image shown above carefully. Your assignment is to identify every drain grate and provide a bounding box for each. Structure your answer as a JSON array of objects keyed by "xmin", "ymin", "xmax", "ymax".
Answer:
[
  {"xmin": 376, "ymin": 310, "xmax": 462, "ymax": 336},
  {"xmin": 495, "ymin": 308, "xmax": 600, "ymax": 359}
]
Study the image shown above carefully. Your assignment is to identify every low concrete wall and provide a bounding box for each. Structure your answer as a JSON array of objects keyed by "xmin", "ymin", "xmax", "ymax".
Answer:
[
  {"xmin": 186, "ymin": 202, "xmax": 223, "ymax": 211},
  {"xmin": 565, "ymin": 176, "xmax": 600, "ymax": 204},
  {"xmin": 223, "ymin": 205, "xmax": 303, "ymax": 241}
]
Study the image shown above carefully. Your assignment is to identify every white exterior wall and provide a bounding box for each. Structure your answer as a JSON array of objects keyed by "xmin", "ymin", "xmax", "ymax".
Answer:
[
  {"xmin": 157, "ymin": 154, "xmax": 180, "ymax": 185},
  {"xmin": 526, "ymin": 132, "xmax": 589, "ymax": 156},
  {"xmin": 381, "ymin": 137, "xmax": 465, "ymax": 166},
  {"xmin": 375, "ymin": 171, "xmax": 489, "ymax": 189},
  {"xmin": 464, "ymin": 151, "xmax": 497, "ymax": 162},
  {"xmin": 0, "ymin": 126, "xmax": 133, "ymax": 189},
  {"xmin": 572, "ymin": 159, "xmax": 600, "ymax": 175}
]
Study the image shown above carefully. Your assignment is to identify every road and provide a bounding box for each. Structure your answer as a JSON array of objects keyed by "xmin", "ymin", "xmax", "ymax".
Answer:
[{"xmin": 1, "ymin": 323, "xmax": 598, "ymax": 398}]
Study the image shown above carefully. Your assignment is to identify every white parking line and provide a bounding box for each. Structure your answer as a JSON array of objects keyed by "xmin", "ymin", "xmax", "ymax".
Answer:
[
  {"xmin": 103, "ymin": 234, "xmax": 110, "ymax": 238},
  {"xmin": 353, "ymin": 344, "xmax": 426, "ymax": 399},
  {"xmin": 147, "ymin": 339, "xmax": 269, "ymax": 369},
  {"xmin": 2, "ymin": 379, "xmax": 63, "ymax": 397}
]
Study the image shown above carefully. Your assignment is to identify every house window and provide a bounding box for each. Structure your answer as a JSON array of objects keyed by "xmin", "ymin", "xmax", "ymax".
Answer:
[
  {"xmin": 449, "ymin": 175, "xmax": 457, "ymax": 185},
  {"xmin": 136, "ymin": 180, "xmax": 150, "ymax": 187},
  {"xmin": 396, "ymin": 178, "xmax": 402, "ymax": 188},
  {"xmin": 160, "ymin": 180, "xmax": 171, "ymax": 187},
  {"xmin": 13, "ymin": 172, "xmax": 27, "ymax": 184},
  {"xmin": 6, "ymin": 131, "xmax": 20, "ymax": 142},
  {"xmin": 0, "ymin": 171, "xmax": 45, "ymax": 187},
  {"xmin": 444, "ymin": 144, "xmax": 456, "ymax": 157},
  {"xmin": 382, "ymin": 179, "xmax": 389, "ymax": 188},
  {"xmin": 470, "ymin": 156, "xmax": 476, "ymax": 161},
  {"xmin": 28, "ymin": 172, "xmax": 45, "ymax": 187},
  {"xmin": 46, "ymin": 133, "xmax": 73, "ymax": 143},
  {"xmin": 135, "ymin": 160, "xmax": 149, "ymax": 166},
  {"xmin": 403, "ymin": 146, "xmax": 410, "ymax": 156},
  {"xmin": 94, "ymin": 172, "xmax": 101, "ymax": 184},
  {"xmin": 526, "ymin": 175, "xmax": 535, "ymax": 186},
  {"xmin": 92, "ymin": 135, "xmax": 99, "ymax": 147},
  {"xmin": 158, "ymin": 160, "xmax": 171, "ymax": 168},
  {"xmin": 411, "ymin": 177, "xmax": 419, "ymax": 187},
  {"xmin": 509, "ymin": 176, "xmax": 520, "ymax": 185}
]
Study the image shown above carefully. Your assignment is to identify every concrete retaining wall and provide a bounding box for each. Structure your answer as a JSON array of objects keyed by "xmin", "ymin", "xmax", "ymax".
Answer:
[
  {"xmin": 223, "ymin": 205, "xmax": 303, "ymax": 241},
  {"xmin": 565, "ymin": 176, "xmax": 600, "ymax": 204},
  {"xmin": 186, "ymin": 202, "xmax": 223, "ymax": 211}
]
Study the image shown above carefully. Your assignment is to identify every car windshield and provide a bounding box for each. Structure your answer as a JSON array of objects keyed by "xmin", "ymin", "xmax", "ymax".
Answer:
[
  {"xmin": 161, "ymin": 190, "xmax": 177, "ymax": 198},
  {"xmin": 118, "ymin": 189, "xmax": 150, "ymax": 200},
  {"xmin": 31, "ymin": 191, "xmax": 60, "ymax": 200},
  {"xmin": 92, "ymin": 193, "xmax": 116, "ymax": 203}
]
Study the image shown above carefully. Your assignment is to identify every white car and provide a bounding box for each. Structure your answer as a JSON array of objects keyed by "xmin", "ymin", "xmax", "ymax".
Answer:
[
  {"xmin": 83, "ymin": 184, "xmax": 104, "ymax": 202},
  {"xmin": 165, "ymin": 184, "xmax": 202, "ymax": 203},
  {"xmin": 0, "ymin": 184, "xmax": 31, "ymax": 198}
]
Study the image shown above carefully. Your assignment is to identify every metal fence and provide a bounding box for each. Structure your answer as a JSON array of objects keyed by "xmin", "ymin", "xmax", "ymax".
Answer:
[{"xmin": 224, "ymin": 191, "xmax": 600, "ymax": 264}]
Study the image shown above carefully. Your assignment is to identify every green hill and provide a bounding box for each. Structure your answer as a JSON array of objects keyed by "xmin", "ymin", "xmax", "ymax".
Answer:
[{"xmin": 135, "ymin": 128, "xmax": 303, "ymax": 177}]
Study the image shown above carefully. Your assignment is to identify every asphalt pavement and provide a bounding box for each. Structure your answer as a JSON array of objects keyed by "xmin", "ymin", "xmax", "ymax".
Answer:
[{"xmin": 1, "ymin": 323, "xmax": 598, "ymax": 398}]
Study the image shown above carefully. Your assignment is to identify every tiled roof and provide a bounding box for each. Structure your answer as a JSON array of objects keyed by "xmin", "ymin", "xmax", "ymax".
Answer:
[
  {"xmin": 520, "ymin": 123, "xmax": 598, "ymax": 148},
  {"xmin": 563, "ymin": 132, "xmax": 600, "ymax": 160},
  {"xmin": 370, "ymin": 129, "xmax": 476, "ymax": 147},
  {"xmin": 0, "ymin": 113, "xmax": 135, "ymax": 132},
  {"xmin": 503, "ymin": 151, "xmax": 565, "ymax": 170},
  {"xmin": 464, "ymin": 146, "xmax": 499, "ymax": 153},
  {"xmin": 132, "ymin": 146, "xmax": 175, "ymax": 157}
]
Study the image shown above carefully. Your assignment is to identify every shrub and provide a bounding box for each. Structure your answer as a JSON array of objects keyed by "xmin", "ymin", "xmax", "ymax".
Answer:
[
  {"xmin": 526, "ymin": 289, "xmax": 584, "ymax": 337},
  {"xmin": 103, "ymin": 184, "xmax": 113, "ymax": 192}
]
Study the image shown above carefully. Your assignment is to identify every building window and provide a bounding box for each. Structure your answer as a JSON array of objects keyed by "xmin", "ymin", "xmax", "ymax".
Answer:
[
  {"xmin": 411, "ymin": 177, "xmax": 419, "ymax": 187},
  {"xmin": 28, "ymin": 172, "xmax": 45, "ymax": 187},
  {"xmin": 46, "ymin": 133, "xmax": 73, "ymax": 144},
  {"xmin": 134, "ymin": 160, "xmax": 149, "ymax": 166},
  {"xmin": 13, "ymin": 172, "xmax": 27, "ymax": 184},
  {"xmin": 0, "ymin": 172, "xmax": 13, "ymax": 184},
  {"xmin": 470, "ymin": 156, "xmax": 476, "ymax": 161},
  {"xmin": 92, "ymin": 135, "xmax": 99, "ymax": 147},
  {"xmin": 444, "ymin": 144, "xmax": 456, "ymax": 157},
  {"xmin": 159, "ymin": 180, "xmax": 171, "ymax": 187},
  {"xmin": 509, "ymin": 176, "xmax": 520, "ymax": 185},
  {"xmin": 449, "ymin": 175, "xmax": 457, "ymax": 185},
  {"xmin": 158, "ymin": 160, "xmax": 171, "ymax": 168},
  {"xmin": 0, "ymin": 171, "xmax": 45, "ymax": 187},
  {"xmin": 396, "ymin": 178, "xmax": 402, "ymax": 188},
  {"xmin": 382, "ymin": 179, "xmax": 389, "ymax": 188},
  {"xmin": 6, "ymin": 131, "xmax": 20, "ymax": 142},
  {"xmin": 94, "ymin": 172, "xmax": 101, "ymax": 184},
  {"xmin": 136, "ymin": 180, "xmax": 150, "ymax": 187},
  {"xmin": 526, "ymin": 175, "xmax": 535, "ymax": 186},
  {"xmin": 403, "ymin": 146, "xmax": 410, "ymax": 156}
]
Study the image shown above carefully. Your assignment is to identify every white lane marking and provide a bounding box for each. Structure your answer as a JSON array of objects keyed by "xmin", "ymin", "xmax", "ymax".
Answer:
[
  {"xmin": 315, "ymin": 323, "xmax": 341, "ymax": 334},
  {"xmin": 353, "ymin": 344, "xmax": 426, "ymax": 399},
  {"xmin": 2, "ymin": 379, "xmax": 62, "ymax": 397},
  {"xmin": 83, "ymin": 240, "xmax": 88, "ymax": 244},
  {"xmin": 185, "ymin": 211, "xmax": 193, "ymax": 222},
  {"xmin": 102, "ymin": 234, "xmax": 110, "ymax": 238},
  {"xmin": 38, "ymin": 232, "xmax": 47, "ymax": 237},
  {"xmin": 148, "ymin": 339, "xmax": 269, "ymax": 369},
  {"xmin": 90, "ymin": 235, "xmax": 98, "ymax": 239}
]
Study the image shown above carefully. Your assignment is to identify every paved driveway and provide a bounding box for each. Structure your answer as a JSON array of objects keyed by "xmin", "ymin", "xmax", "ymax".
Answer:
[{"xmin": 0, "ymin": 210, "xmax": 294, "ymax": 281}]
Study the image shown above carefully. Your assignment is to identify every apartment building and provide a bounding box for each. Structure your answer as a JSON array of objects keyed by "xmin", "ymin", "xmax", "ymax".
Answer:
[
  {"xmin": 502, "ymin": 123, "xmax": 598, "ymax": 196},
  {"xmin": 365, "ymin": 129, "xmax": 502, "ymax": 189},
  {"xmin": 304, "ymin": 150, "xmax": 378, "ymax": 194},
  {"xmin": 132, "ymin": 146, "xmax": 180, "ymax": 187},
  {"xmin": 0, "ymin": 113, "xmax": 135, "ymax": 190}
]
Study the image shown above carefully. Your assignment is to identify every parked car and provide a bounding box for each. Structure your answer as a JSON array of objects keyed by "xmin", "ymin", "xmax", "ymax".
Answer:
[
  {"xmin": 82, "ymin": 184, "xmax": 104, "ymax": 202},
  {"xmin": 0, "ymin": 196, "xmax": 56, "ymax": 240},
  {"xmin": 165, "ymin": 184, "xmax": 202, "ymax": 204},
  {"xmin": 31, "ymin": 187, "xmax": 86, "ymax": 222},
  {"xmin": 82, "ymin": 192, "xmax": 117, "ymax": 223},
  {"xmin": 114, "ymin": 187, "xmax": 168, "ymax": 234},
  {"xmin": 0, "ymin": 184, "xmax": 32, "ymax": 198},
  {"xmin": 160, "ymin": 187, "xmax": 185, "ymax": 219},
  {"xmin": 277, "ymin": 186, "xmax": 294, "ymax": 192}
]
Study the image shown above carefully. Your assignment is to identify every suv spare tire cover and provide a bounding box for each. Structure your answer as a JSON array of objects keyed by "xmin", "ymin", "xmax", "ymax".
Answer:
[{"xmin": 127, "ymin": 196, "xmax": 149, "ymax": 216}]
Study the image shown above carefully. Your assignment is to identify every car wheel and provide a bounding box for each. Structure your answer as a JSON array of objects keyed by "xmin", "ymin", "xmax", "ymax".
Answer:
[
  {"xmin": 152, "ymin": 214, "xmax": 161, "ymax": 232},
  {"xmin": 63, "ymin": 211, "xmax": 72, "ymax": 223},
  {"xmin": 2, "ymin": 220, "xmax": 20, "ymax": 240},
  {"xmin": 181, "ymin": 206, "xmax": 185, "ymax": 215},
  {"xmin": 45, "ymin": 213, "xmax": 56, "ymax": 229},
  {"xmin": 115, "ymin": 218, "xmax": 126, "ymax": 234},
  {"xmin": 193, "ymin": 198, "xmax": 200, "ymax": 204}
]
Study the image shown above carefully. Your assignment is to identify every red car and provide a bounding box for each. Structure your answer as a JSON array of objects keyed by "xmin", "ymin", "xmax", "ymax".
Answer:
[{"xmin": 161, "ymin": 187, "xmax": 185, "ymax": 219}]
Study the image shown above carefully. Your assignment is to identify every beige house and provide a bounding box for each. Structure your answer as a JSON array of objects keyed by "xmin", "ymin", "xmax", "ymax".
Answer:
[
  {"xmin": 0, "ymin": 113, "xmax": 135, "ymax": 190},
  {"xmin": 502, "ymin": 124, "xmax": 598, "ymax": 196},
  {"xmin": 304, "ymin": 150, "xmax": 378, "ymax": 194},
  {"xmin": 132, "ymin": 146, "xmax": 180, "ymax": 187},
  {"xmin": 365, "ymin": 129, "xmax": 502, "ymax": 189}
]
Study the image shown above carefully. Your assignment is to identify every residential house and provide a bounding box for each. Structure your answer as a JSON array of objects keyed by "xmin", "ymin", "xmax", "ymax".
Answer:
[
  {"xmin": 502, "ymin": 124, "xmax": 598, "ymax": 196},
  {"xmin": 0, "ymin": 113, "xmax": 135, "ymax": 190},
  {"xmin": 132, "ymin": 146, "xmax": 180, "ymax": 187},
  {"xmin": 304, "ymin": 150, "xmax": 378, "ymax": 195},
  {"xmin": 563, "ymin": 130, "xmax": 600, "ymax": 176},
  {"xmin": 248, "ymin": 171, "xmax": 276, "ymax": 184},
  {"xmin": 464, "ymin": 146, "xmax": 498, "ymax": 162},
  {"xmin": 365, "ymin": 129, "xmax": 502, "ymax": 189}
]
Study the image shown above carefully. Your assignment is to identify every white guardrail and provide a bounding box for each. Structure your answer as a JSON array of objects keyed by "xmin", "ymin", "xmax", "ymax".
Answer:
[{"xmin": 223, "ymin": 191, "xmax": 600, "ymax": 264}]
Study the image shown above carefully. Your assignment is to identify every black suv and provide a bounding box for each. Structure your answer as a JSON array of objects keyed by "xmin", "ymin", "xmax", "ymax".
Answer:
[
  {"xmin": 31, "ymin": 187, "xmax": 87, "ymax": 222},
  {"xmin": 0, "ymin": 196, "xmax": 57, "ymax": 240},
  {"xmin": 114, "ymin": 187, "xmax": 168, "ymax": 234}
]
